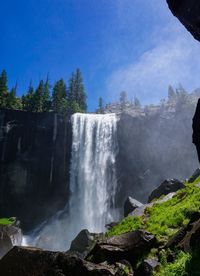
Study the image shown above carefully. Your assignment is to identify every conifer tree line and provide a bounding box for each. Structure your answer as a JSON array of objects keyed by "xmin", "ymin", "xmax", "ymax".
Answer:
[{"xmin": 0, "ymin": 69, "xmax": 87, "ymax": 114}]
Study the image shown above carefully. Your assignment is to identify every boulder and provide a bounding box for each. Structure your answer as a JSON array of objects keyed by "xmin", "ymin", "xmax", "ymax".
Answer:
[
  {"xmin": 136, "ymin": 258, "xmax": 160, "ymax": 276},
  {"xmin": 115, "ymin": 260, "xmax": 134, "ymax": 276},
  {"xmin": 188, "ymin": 168, "xmax": 200, "ymax": 183},
  {"xmin": 166, "ymin": 212, "xmax": 200, "ymax": 251},
  {"xmin": 130, "ymin": 204, "xmax": 151, "ymax": 218},
  {"xmin": 148, "ymin": 179, "xmax": 185, "ymax": 203},
  {"xmin": 124, "ymin": 197, "xmax": 143, "ymax": 217},
  {"xmin": 88, "ymin": 230, "xmax": 156, "ymax": 266},
  {"xmin": 0, "ymin": 231, "xmax": 12, "ymax": 259},
  {"xmin": 105, "ymin": 222, "xmax": 119, "ymax": 230},
  {"xmin": 179, "ymin": 218, "xmax": 200, "ymax": 252},
  {"xmin": 167, "ymin": 0, "xmax": 200, "ymax": 42},
  {"xmin": 165, "ymin": 227, "xmax": 187, "ymax": 249},
  {"xmin": 69, "ymin": 229, "xmax": 99, "ymax": 258},
  {"xmin": 0, "ymin": 224, "xmax": 22, "ymax": 258},
  {"xmin": 0, "ymin": 246, "xmax": 125, "ymax": 276}
]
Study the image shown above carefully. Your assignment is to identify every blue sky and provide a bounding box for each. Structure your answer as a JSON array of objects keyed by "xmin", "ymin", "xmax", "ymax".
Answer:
[{"xmin": 1, "ymin": 0, "xmax": 200, "ymax": 111}]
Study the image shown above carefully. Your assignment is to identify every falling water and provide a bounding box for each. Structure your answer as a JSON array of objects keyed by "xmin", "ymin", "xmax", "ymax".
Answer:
[
  {"xmin": 69, "ymin": 113, "xmax": 119, "ymax": 234},
  {"xmin": 24, "ymin": 113, "xmax": 119, "ymax": 250}
]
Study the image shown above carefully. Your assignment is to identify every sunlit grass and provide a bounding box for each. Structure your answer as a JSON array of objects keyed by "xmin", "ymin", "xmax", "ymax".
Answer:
[{"xmin": 0, "ymin": 217, "xmax": 16, "ymax": 225}]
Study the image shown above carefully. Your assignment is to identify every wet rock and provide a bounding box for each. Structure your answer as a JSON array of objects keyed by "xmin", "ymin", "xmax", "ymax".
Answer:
[
  {"xmin": 165, "ymin": 227, "xmax": 187, "ymax": 249},
  {"xmin": 69, "ymin": 229, "xmax": 99, "ymax": 258},
  {"xmin": 165, "ymin": 212, "xmax": 200, "ymax": 250},
  {"xmin": 179, "ymin": 219, "xmax": 200, "ymax": 252},
  {"xmin": 167, "ymin": 0, "xmax": 200, "ymax": 42},
  {"xmin": 88, "ymin": 230, "xmax": 156, "ymax": 266},
  {"xmin": 0, "ymin": 109, "xmax": 72, "ymax": 231},
  {"xmin": 115, "ymin": 260, "xmax": 134, "ymax": 276},
  {"xmin": 0, "ymin": 224, "xmax": 22, "ymax": 258},
  {"xmin": 105, "ymin": 222, "xmax": 119, "ymax": 230},
  {"xmin": 0, "ymin": 246, "xmax": 122, "ymax": 276},
  {"xmin": 136, "ymin": 258, "xmax": 160, "ymax": 276},
  {"xmin": 188, "ymin": 168, "xmax": 200, "ymax": 183},
  {"xmin": 0, "ymin": 231, "xmax": 12, "ymax": 259},
  {"xmin": 130, "ymin": 204, "xmax": 151, "ymax": 217},
  {"xmin": 124, "ymin": 197, "xmax": 143, "ymax": 217},
  {"xmin": 148, "ymin": 179, "xmax": 185, "ymax": 203}
]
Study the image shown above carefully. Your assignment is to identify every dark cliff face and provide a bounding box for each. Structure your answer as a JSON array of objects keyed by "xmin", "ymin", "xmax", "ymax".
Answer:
[
  {"xmin": 0, "ymin": 105, "xmax": 199, "ymax": 229},
  {"xmin": 167, "ymin": 0, "xmax": 200, "ymax": 41},
  {"xmin": 116, "ymin": 104, "xmax": 199, "ymax": 204},
  {"xmin": 0, "ymin": 109, "xmax": 72, "ymax": 230}
]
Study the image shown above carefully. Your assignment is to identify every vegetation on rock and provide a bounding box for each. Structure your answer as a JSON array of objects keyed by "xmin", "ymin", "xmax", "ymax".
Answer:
[
  {"xmin": 0, "ymin": 217, "xmax": 16, "ymax": 226},
  {"xmin": 106, "ymin": 174, "xmax": 200, "ymax": 275}
]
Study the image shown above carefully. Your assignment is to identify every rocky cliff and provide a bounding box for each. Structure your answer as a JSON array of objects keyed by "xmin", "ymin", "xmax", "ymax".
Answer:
[
  {"xmin": 116, "ymin": 101, "xmax": 199, "ymax": 204},
  {"xmin": 0, "ymin": 109, "xmax": 72, "ymax": 230},
  {"xmin": 167, "ymin": 0, "xmax": 200, "ymax": 41},
  {"xmin": 0, "ymin": 100, "xmax": 198, "ymax": 230}
]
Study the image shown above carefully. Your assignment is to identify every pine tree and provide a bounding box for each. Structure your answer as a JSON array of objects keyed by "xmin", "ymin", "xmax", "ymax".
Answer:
[
  {"xmin": 0, "ymin": 70, "xmax": 9, "ymax": 108},
  {"xmin": 98, "ymin": 97, "xmax": 104, "ymax": 113},
  {"xmin": 52, "ymin": 79, "xmax": 67, "ymax": 113},
  {"xmin": 7, "ymin": 83, "xmax": 18, "ymax": 109},
  {"xmin": 68, "ymin": 72, "xmax": 75, "ymax": 103},
  {"xmin": 68, "ymin": 69, "xmax": 87, "ymax": 112},
  {"xmin": 22, "ymin": 82, "xmax": 35, "ymax": 111},
  {"xmin": 75, "ymin": 68, "xmax": 87, "ymax": 111},
  {"xmin": 33, "ymin": 80, "xmax": 44, "ymax": 112},
  {"xmin": 119, "ymin": 91, "xmax": 128, "ymax": 111},
  {"xmin": 133, "ymin": 96, "xmax": 141, "ymax": 108},
  {"xmin": 168, "ymin": 85, "xmax": 176, "ymax": 102},
  {"xmin": 43, "ymin": 77, "xmax": 51, "ymax": 112}
]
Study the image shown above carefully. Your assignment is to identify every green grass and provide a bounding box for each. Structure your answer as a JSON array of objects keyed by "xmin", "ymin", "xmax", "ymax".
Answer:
[
  {"xmin": 104, "ymin": 174, "xmax": 200, "ymax": 275},
  {"xmin": 106, "ymin": 179, "xmax": 200, "ymax": 242},
  {"xmin": 156, "ymin": 251, "xmax": 190, "ymax": 276},
  {"xmin": 106, "ymin": 216, "xmax": 143, "ymax": 237},
  {"xmin": 145, "ymin": 184, "xmax": 200, "ymax": 241},
  {"xmin": 0, "ymin": 217, "xmax": 16, "ymax": 226}
]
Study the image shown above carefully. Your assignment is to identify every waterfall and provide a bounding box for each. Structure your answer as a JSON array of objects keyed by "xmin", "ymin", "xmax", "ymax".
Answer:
[
  {"xmin": 69, "ymin": 113, "xmax": 119, "ymax": 234},
  {"xmin": 25, "ymin": 113, "xmax": 119, "ymax": 251}
]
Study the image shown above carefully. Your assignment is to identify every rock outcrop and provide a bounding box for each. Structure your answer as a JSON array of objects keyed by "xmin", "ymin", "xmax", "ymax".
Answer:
[
  {"xmin": 116, "ymin": 103, "xmax": 198, "ymax": 204},
  {"xmin": 0, "ymin": 97, "xmax": 199, "ymax": 231},
  {"xmin": 124, "ymin": 197, "xmax": 143, "ymax": 217},
  {"xmin": 69, "ymin": 229, "xmax": 100, "ymax": 258},
  {"xmin": 0, "ymin": 246, "xmax": 133, "ymax": 276},
  {"xmin": 167, "ymin": 0, "xmax": 200, "ymax": 42},
  {"xmin": 192, "ymin": 99, "xmax": 200, "ymax": 162},
  {"xmin": 88, "ymin": 230, "xmax": 156, "ymax": 266},
  {"xmin": 148, "ymin": 179, "xmax": 185, "ymax": 203},
  {"xmin": 0, "ymin": 221, "xmax": 22, "ymax": 258},
  {"xmin": 0, "ymin": 109, "xmax": 72, "ymax": 230},
  {"xmin": 136, "ymin": 258, "xmax": 160, "ymax": 276}
]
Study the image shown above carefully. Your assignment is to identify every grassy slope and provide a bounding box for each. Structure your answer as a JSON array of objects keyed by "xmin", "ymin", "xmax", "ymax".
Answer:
[
  {"xmin": 106, "ymin": 175, "xmax": 200, "ymax": 275},
  {"xmin": 0, "ymin": 217, "xmax": 16, "ymax": 226}
]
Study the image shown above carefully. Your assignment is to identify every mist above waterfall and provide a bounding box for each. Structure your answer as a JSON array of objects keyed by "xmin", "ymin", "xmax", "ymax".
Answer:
[{"xmin": 25, "ymin": 113, "xmax": 119, "ymax": 251}]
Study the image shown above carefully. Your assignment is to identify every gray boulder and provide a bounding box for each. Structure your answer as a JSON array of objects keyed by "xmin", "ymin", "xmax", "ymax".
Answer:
[
  {"xmin": 188, "ymin": 168, "xmax": 200, "ymax": 183},
  {"xmin": 69, "ymin": 229, "xmax": 99, "ymax": 257},
  {"xmin": 136, "ymin": 258, "xmax": 160, "ymax": 276},
  {"xmin": 88, "ymin": 230, "xmax": 156, "ymax": 266},
  {"xmin": 0, "ymin": 224, "xmax": 22, "ymax": 258},
  {"xmin": 0, "ymin": 246, "xmax": 131, "ymax": 276},
  {"xmin": 148, "ymin": 179, "xmax": 185, "ymax": 203},
  {"xmin": 124, "ymin": 197, "xmax": 143, "ymax": 217}
]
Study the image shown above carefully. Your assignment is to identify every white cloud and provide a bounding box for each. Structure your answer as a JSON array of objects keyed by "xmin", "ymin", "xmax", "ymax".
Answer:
[{"xmin": 106, "ymin": 19, "xmax": 200, "ymax": 104}]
